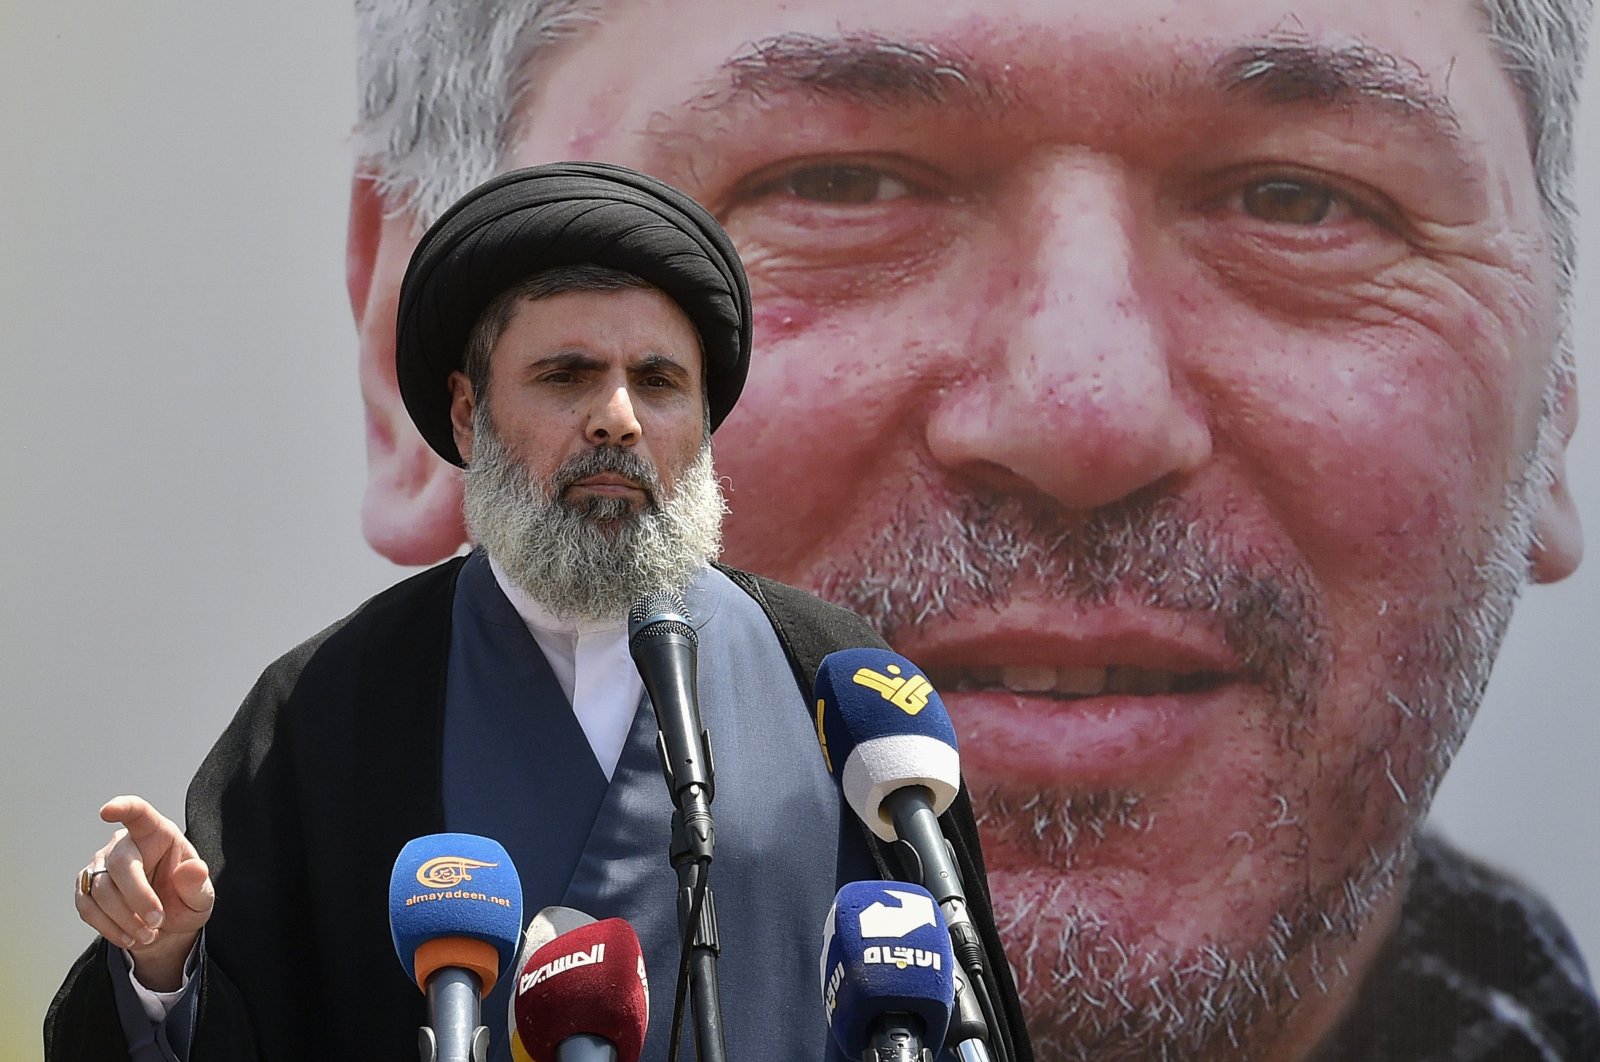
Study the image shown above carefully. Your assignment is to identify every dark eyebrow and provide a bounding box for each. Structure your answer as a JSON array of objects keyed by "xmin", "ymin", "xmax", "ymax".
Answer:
[
  {"xmin": 528, "ymin": 351, "xmax": 692, "ymax": 375},
  {"xmin": 528, "ymin": 350, "xmax": 605, "ymax": 373},
  {"xmin": 631, "ymin": 353, "xmax": 692, "ymax": 378},
  {"xmin": 708, "ymin": 31, "xmax": 1010, "ymax": 112},
  {"xmin": 1214, "ymin": 36, "xmax": 1462, "ymax": 138}
]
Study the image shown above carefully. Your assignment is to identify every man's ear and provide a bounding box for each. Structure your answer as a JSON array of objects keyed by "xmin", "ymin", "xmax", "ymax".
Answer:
[
  {"xmin": 349, "ymin": 172, "xmax": 469, "ymax": 565},
  {"xmin": 448, "ymin": 370, "xmax": 477, "ymax": 466},
  {"xmin": 1528, "ymin": 376, "xmax": 1583, "ymax": 584}
]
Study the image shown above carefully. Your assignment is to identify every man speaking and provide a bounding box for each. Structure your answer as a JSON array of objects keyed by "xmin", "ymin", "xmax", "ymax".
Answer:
[{"xmin": 46, "ymin": 163, "xmax": 1028, "ymax": 1062}]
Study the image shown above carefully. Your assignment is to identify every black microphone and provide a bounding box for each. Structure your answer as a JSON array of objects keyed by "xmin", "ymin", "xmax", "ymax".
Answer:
[
  {"xmin": 627, "ymin": 589, "xmax": 727, "ymax": 1062},
  {"xmin": 627, "ymin": 589, "xmax": 714, "ymax": 836}
]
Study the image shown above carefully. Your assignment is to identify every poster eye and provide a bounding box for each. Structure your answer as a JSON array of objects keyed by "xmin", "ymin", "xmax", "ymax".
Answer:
[
  {"xmin": 781, "ymin": 164, "xmax": 910, "ymax": 204},
  {"xmin": 1239, "ymin": 179, "xmax": 1338, "ymax": 225}
]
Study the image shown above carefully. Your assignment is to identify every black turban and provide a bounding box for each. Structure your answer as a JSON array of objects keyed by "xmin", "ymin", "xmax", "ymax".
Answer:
[{"xmin": 395, "ymin": 161, "xmax": 753, "ymax": 467}]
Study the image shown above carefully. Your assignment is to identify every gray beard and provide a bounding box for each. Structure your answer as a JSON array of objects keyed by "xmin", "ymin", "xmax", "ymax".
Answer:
[
  {"xmin": 811, "ymin": 482, "xmax": 1535, "ymax": 1061},
  {"xmin": 462, "ymin": 413, "xmax": 726, "ymax": 622}
]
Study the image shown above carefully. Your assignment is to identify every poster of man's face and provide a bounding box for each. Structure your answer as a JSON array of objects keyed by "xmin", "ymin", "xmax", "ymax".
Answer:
[
  {"xmin": 338, "ymin": 0, "xmax": 1593, "ymax": 1054},
  {"xmin": 3, "ymin": 0, "xmax": 1595, "ymax": 1056}
]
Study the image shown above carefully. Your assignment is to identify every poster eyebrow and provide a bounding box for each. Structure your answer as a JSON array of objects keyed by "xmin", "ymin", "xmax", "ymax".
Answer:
[
  {"xmin": 702, "ymin": 31, "xmax": 1011, "ymax": 112},
  {"xmin": 688, "ymin": 29, "xmax": 1465, "ymax": 147},
  {"xmin": 1214, "ymin": 38, "xmax": 1464, "ymax": 143}
]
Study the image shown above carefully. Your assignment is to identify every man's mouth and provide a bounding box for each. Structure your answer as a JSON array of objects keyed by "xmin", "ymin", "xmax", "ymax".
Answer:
[
  {"xmin": 563, "ymin": 474, "xmax": 655, "ymax": 512},
  {"xmin": 553, "ymin": 445, "xmax": 663, "ymax": 507},
  {"xmin": 569, "ymin": 473, "xmax": 644, "ymax": 492},
  {"xmin": 926, "ymin": 664, "xmax": 1233, "ymax": 699}
]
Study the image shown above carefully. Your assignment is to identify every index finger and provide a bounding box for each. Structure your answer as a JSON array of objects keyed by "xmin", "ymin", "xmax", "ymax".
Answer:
[{"xmin": 99, "ymin": 795, "xmax": 180, "ymax": 847}]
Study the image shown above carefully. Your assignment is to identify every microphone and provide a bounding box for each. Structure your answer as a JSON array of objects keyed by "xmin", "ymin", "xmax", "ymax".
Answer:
[
  {"xmin": 813, "ymin": 648, "xmax": 996, "ymax": 1061},
  {"xmin": 627, "ymin": 589, "xmax": 714, "ymax": 820},
  {"xmin": 821, "ymin": 881, "xmax": 956, "ymax": 1062},
  {"xmin": 390, "ymin": 833, "xmax": 523, "ymax": 1062},
  {"xmin": 812, "ymin": 647, "xmax": 961, "ymax": 842},
  {"xmin": 628, "ymin": 590, "xmax": 726, "ymax": 1062},
  {"xmin": 510, "ymin": 917, "xmax": 650, "ymax": 1062},
  {"xmin": 506, "ymin": 907, "xmax": 598, "ymax": 1061}
]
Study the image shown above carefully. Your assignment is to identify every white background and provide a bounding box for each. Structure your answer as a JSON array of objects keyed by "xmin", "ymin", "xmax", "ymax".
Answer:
[{"xmin": 1, "ymin": 3, "xmax": 1595, "ymax": 1052}]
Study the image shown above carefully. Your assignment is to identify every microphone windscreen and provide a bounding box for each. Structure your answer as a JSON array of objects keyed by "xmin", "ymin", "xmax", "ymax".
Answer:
[
  {"xmin": 627, "ymin": 588, "xmax": 696, "ymax": 649},
  {"xmin": 813, "ymin": 648, "xmax": 960, "ymax": 840},
  {"xmin": 820, "ymin": 881, "xmax": 956, "ymax": 1058},
  {"xmin": 507, "ymin": 906, "xmax": 600, "ymax": 1043},
  {"xmin": 512, "ymin": 918, "xmax": 650, "ymax": 1062},
  {"xmin": 389, "ymin": 833, "xmax": 523, "ymax": 994}
]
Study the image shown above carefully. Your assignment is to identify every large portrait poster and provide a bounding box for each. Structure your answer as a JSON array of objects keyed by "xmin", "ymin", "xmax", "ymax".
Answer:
[{"xmin": 4, "ymin": 3, "xmax": 1596, "ymax": 1056}]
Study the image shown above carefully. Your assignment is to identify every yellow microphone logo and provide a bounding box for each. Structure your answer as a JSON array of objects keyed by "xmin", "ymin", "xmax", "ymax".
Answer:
[
  {"xmin": 852, "ymin": 664, "xmax": 933, "ymax": 716},
  {"xmin": 416, "ymin": 855, "xmax": 498, "ymax": 889},
  {"xmin": 816, "ymin": 697, "xmax": 833, "ymax": 773}
]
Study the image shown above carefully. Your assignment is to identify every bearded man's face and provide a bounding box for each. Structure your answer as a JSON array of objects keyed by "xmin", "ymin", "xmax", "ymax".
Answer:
[{"xmin": 452, "ymin": 285, "xmax": 725, "ymax": 621}]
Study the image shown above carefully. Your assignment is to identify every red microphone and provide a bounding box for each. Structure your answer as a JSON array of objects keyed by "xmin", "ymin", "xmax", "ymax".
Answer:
[{"xmin": 509, "ymin": 917, "xmax": 649, "ymax": 1062}]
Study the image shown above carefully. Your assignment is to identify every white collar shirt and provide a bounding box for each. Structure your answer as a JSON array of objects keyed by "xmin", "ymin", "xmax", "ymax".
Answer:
[{"xmin": 486, "ymin": 555, "xmax": 643, "ymax": 781}]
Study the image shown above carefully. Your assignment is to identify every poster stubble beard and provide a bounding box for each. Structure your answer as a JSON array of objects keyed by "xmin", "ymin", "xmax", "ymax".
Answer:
[{"xmin": 810, "ymin": 484, "xmax": 1529, "ymax": 1060}]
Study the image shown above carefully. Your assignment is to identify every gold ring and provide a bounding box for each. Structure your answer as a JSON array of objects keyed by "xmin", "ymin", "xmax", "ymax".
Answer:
[{"xmin": 77, "ymin": 866, "xmax": 108, "ymax": 896}]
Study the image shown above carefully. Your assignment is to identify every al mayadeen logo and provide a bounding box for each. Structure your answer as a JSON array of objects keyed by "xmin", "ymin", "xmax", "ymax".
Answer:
[{"xmin": 403, "ymin": 855, "xmax": 514, "ymax": 909}]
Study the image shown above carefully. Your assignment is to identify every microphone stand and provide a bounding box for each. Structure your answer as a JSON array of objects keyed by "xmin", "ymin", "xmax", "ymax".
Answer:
[
  {"xmin": 670, "ymin": 791, "xmax": 727, "ymax": 1062},
  {"xmin": 886, "ymin": 787, "xmax": 998, "ymax": 1062},
  {"xmin": 419, "ymin": 969, "xmax": 491, "ymax": 1062}
]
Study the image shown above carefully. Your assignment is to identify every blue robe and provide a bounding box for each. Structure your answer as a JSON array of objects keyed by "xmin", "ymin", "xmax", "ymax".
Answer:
[{"xmin": 444, "ymin": 552, "xmax": 876, "ymax": 1061}]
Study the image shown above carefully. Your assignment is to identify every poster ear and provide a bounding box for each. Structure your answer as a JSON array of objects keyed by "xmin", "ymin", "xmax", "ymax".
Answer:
[
  {"xmin": 349, "ymin": 173, "xmax": 468, "ymax": 566},
  {"xmin": 1528, "ymin": 378, "xmax": 1582, "ymax": 584}
]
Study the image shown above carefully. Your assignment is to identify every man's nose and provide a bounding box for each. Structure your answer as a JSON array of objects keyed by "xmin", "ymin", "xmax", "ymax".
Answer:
[
  {"xmin": 924, "ymin": 159, "xmax": 1211, "ymax": 509},
  {"xmin": 587, "ymin": 383, "xmax": 642, "ymax": 446}
]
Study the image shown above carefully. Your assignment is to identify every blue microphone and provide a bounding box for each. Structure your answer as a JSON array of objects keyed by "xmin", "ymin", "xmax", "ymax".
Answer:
[
  {"xmin": 390, "ymin": 833, "xmax": 524, "ymax": 1062},
  {"xmin": 814, "ymin": 648, "xmax": 995, "ymax": 1061},
  {"xmin": 821, "ymin": 881, "xmax": 955, "ymax": 1062},
  {"xmin": 812, "ymin": 647, "xmax": 961, "ymax": 840}
]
